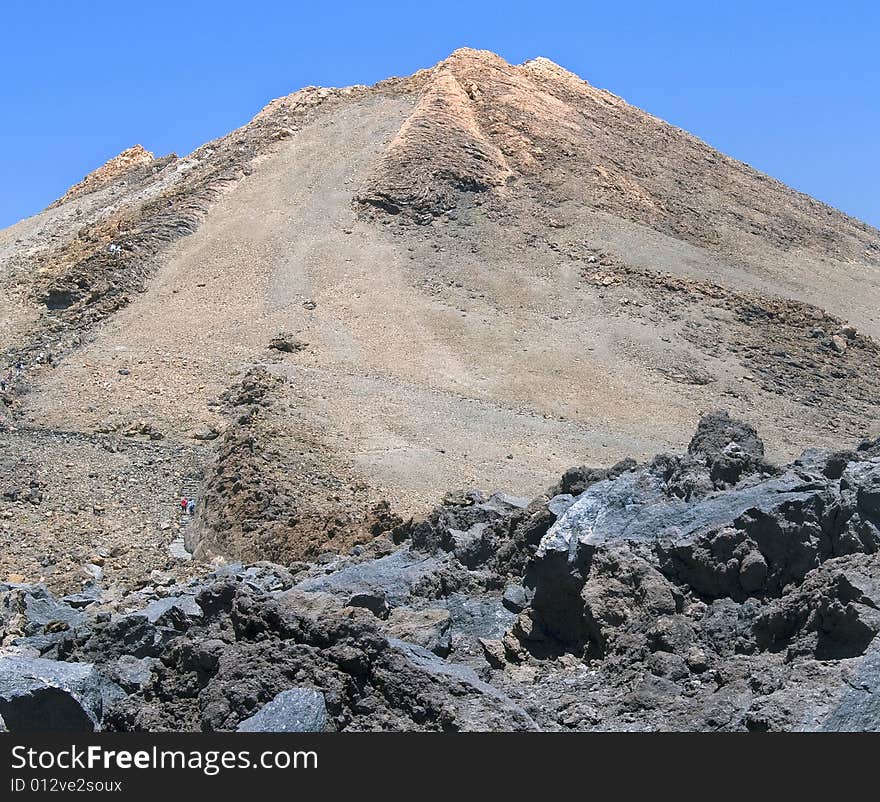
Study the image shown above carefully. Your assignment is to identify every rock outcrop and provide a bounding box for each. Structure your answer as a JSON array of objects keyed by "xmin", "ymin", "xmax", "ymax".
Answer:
[
  {"xmin": 3, "ymin": 412, "xmax": 879, "ymax": 731},
  {"xmin": 356, "ymin": 65, "xmax": 514, "ymax": 221},
  {"xmin": 51, "ymin": 145, "xmax": 157, "ymax": 207}
]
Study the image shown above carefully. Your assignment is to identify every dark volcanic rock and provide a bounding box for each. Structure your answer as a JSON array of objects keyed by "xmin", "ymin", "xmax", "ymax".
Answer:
[
  {"xmin": 754, "ymin": 554, "xmax": 880, "ymax": 659},
  {"xmin": 0, "ymin": 657, "xmax": 121, "ymax": 731},
  {"xmin": 56, "ymin": 611, "xmax": 182, "ymax": 663},
  {"xmin": 103, "ymin": 581, "xmax": 537, "ymax": 732},
  {"xmin": 410, "ymin": 491, "xmax": 528, "ymax": 569},
  {"xmin": 1, "ymin": 583, "xmax": 86, "ymax": 638},
  {"xmin": 108, "ymin": 656, "xmax": 159, "ymax": 693},
  {"xmin": 237, "ymin": 688, "xmax": 328, "ymax": 732},
  {"xmin": 294, "ymin": 549, "xmax": 450, "ymax": 608},
  {"xmin": 7, "ymin": 412, "xmax": 880, "ymax": 731},
  {"xmin": 529, "ymin": 463, "xmax": 821, "ymax": 647},
  {"xmin": 819, "ymin": 643, "xmax": 880, "ymax": 731},
  {"xmin": 687, "ymin": 410, "xmax": 768, "ymax": 487},
  {"xmin": 386, "ymin": 639, "xmax": 537, "ymax": 731}
]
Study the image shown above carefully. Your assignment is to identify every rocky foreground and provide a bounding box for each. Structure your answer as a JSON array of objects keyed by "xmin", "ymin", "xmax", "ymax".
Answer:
[{"xmin": 2, "ymin": 411, "xmax": 879, "ymax": 732}]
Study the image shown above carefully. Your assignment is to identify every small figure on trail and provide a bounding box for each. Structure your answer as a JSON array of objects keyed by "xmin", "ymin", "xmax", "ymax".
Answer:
[
  {"xmin": 180, "ymin": 497, "xmax": 188, "ymax": 514},
  {"xmin": 187, "ymin": 498, "xmax": 196, "ymax": 516}
]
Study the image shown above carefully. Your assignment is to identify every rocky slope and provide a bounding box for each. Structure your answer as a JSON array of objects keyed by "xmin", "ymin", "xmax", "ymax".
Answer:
[
  {"xmin": 2, "ymin": 412, "xmax": 879, "ymax": 731},
  {"xmin": 1, "ymin": 49, "xmax": 879, "ymax": 731}
]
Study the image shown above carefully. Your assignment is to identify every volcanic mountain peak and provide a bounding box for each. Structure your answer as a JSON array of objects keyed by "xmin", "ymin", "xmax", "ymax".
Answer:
[
  {"xmin": 353, "ymin": 48, "xmax": 879, "ymax": 272},
  {"xmin": 3, "ymin": 44, "xmax": 880, "ymax": 736},
  {"xmin": 2, "ymin": 45, "xmax": 880, "ymax": 604},
  {"xmin": 51, "ymin": 144, "xmax": 156, "ymax": 207}
]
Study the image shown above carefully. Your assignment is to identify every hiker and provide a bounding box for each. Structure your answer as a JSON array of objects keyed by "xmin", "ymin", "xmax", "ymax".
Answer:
[
  {"xmin": 187, "ymin": 498, "xmax": 196, "ymax": 516},
  {"xmin": 180, "ymin": 497, "xmax": 188, "ymax": 514}
]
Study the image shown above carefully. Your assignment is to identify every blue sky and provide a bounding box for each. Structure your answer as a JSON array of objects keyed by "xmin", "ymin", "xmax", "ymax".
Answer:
[{"xmin": 1, "ymin": 1, "xmax": 878, "ymax": 229}]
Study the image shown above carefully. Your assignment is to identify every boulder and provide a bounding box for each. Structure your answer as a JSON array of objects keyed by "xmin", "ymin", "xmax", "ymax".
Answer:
[
  {"xmin": 820, "ymin": 643, "xmax": 880, "ymax": 731},
  {"xmin": 57, "ymin": 611, "xmax": 180, "ymax": 662},
  {"xmin": 239, "ymin": 563, "xmax": 297, "ymax": 594},
  {"xmin": 237, "ymin": 688, "xmax": 328, "ymax": 732},
  {"xmin": 294, "ymin": 549, "xmax": 447, "ymax": 608},
  {"xmin": 61, "ymin": 584, "xmax": 104, "ymax": 609},
  {"xmin": 754, "ymin": 553, "xmax": 880, "ymax": 659},
  {"xmin": 109, "ymin": 656, "xmax": 159, "ymax": 693},
  {"xmin": 0, "ymin": 657, "xmax": 120, "ymax": 731},
  {"xmin": 502, "ymin": 583, "xmax": 530, "ymax": 613},
  {"xmin": 1, "ymin": 583, "xmax": 86, "ymax": 637},
  {"xmin": 347, "ymin": 590, "xmax": 390, "ymax": 619},
  {"xmin": 442, "ymin": 593, "xmax": 516, "ymax": 640},
  {"xmin": 410, "ymin": 491, "xmax": 527, "ymax": 566},
  {"xmin": 688, "ymin": 410, "xmax": 764, "ymax": 468},
  {"xmin": 530, "ymin": 463, "xmax": 823, "ymax": 646},
  {"xmin": 478, "ymin": 637, "xmax": 507, "ymax": 668},
  {"xmin": 140, "ymin": 595, "xmax": 203, "ymax": 628}
]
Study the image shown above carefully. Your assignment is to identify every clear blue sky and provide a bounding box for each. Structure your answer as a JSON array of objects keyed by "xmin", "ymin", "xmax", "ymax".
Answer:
[{"xmin": 1, "ymin": 1, "xmax": 878, "ymax": 229}]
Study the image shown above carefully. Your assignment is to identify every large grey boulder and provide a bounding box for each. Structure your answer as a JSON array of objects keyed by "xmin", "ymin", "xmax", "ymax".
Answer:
[
  {"xmin": 139, "ymin": 595, "xmax": 203, "ymax": 628},
  {"xmin": 526, "ymin": 434, "xmax": 880, "ymax": 651},
  {"xmin": 55, "ymin": 589, "xmax": 208, "ymax": 665},
  {"xmin": 237, "ymin": 688, "xmax": 328, "ymax": 732},
  {"xmin": 56, "ymin": 612, "xmax": 175, "ymax": 662},
  {"xmin": 539, "ymin": 466, "xmax": 820, "ymax": 558},
  {"xmin": 530, "ymin": 465, "xmax": 823, "ymax": 645},
  {"xmin": 294, "ymin": 549, "xmax": 447, "ymax": 608},
  {"xmin": 0, "ymin": 584, "xmax": 89, "ymax": 656},
  {"xmin": 0, "ymin": 656, "xmax": 121, "ymax": 731},
  {"xmin": 687, "ymin": 409, "xmax": 767, "ymax": 486}
]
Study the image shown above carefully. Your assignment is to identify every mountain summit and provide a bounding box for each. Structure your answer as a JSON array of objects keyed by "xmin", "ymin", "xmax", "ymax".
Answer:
[{"xmin": 361, "ymin": 49, "xmax": 878, "ymax": 262}]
